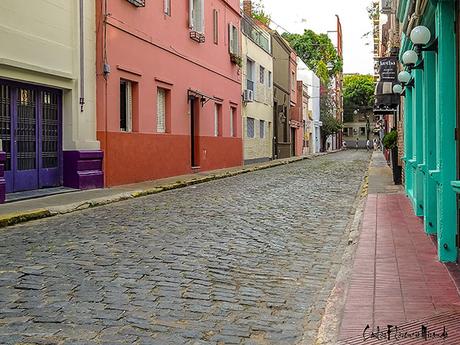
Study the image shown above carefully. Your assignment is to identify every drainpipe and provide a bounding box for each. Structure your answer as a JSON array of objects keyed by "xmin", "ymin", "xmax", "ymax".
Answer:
[{"xmin": 79, "ymin": 0, "xmax": 85, "ymax": 112}]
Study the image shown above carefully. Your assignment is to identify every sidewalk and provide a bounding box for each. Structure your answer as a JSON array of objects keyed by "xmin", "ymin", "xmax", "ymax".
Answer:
[
  {"xmin": 0, "ymin": 152, "xmax": 335, "ymax": 228},
  {"xmin": 338, "ymin": 152, "xmax": 460, "ymax": 344}
]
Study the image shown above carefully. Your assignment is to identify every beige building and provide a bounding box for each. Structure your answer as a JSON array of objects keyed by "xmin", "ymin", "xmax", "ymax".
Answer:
[
  {"xmin": 0, "ymin": 0, "xmax": 103, "ymax": 199},
  {"xmin": 241, "ymin": 14, "xmax": 274, "ymax": 164}
]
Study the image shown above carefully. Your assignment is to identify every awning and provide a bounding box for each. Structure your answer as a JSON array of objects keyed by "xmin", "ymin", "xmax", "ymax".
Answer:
[{"xmin": 374, "ymin": 81, "xmax": 399, "ymax": 112}]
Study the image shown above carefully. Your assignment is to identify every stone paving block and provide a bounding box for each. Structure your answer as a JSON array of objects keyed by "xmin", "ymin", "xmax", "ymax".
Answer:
[{"xmin": 0, "ymin": 151, "xmax": 370, "ymax": 343}]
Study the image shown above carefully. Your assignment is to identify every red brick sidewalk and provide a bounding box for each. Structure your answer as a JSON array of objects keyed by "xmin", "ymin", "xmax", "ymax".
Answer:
[{"xmin": 339, "ymin": 193, "xmax": 460, "ymax": 341}]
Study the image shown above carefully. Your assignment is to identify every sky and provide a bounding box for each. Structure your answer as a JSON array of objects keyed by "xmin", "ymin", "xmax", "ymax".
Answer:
[{"xmin": 261, "ymin": 0, "xmax": 375, "ymax": 75}]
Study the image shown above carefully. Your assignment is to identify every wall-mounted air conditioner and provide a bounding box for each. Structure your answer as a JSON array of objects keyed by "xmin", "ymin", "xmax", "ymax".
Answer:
[{"xmin": 243, "ymin": 89, "xmax": 254, "ymax": 102}]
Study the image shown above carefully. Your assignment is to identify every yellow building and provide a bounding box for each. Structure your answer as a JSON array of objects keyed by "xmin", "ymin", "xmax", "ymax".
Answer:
[
  {"xmin": 0, "ymin": 0, "xmax": 102, "ymax": 200},
  {"xmin": 241, "ymin": 14, "xmax": 274, "ymax": 164}
]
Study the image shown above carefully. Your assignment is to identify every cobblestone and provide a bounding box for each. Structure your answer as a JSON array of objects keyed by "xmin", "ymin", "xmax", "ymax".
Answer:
[{"xmin": 0, "ymin": 151, "xmax": 369, "ymax": 344}]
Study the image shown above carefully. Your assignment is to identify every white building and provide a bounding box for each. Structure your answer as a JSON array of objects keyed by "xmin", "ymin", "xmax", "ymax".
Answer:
[{"xmin": 297, "ymin": 58, "xmax": 321, "ymax": 153}]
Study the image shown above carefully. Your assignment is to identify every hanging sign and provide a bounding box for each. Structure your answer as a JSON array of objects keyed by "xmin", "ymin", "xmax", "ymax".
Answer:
[
  {"xmin": 381, "ymin": 0, "xmax": 392, "ymax": 14},
  {"xmin": 378, "ymin": 57, "xmax": 397, "ymax": 81}
]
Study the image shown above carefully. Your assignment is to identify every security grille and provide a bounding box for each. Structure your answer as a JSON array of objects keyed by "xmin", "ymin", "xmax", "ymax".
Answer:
[
  {"xmin": 247, "ymin": 117, "xmax": 254, "ymax": 138},
  {"xmin": 41, "ymin": 91, "xmax": 59, "ymax": 168},
  {"xmin": 0, "ymin": 85, "xmax": 11, "ymax": 171},
  {"xmin": 16, "ymin": 89, "xmax": 36, "ymax": 171}
]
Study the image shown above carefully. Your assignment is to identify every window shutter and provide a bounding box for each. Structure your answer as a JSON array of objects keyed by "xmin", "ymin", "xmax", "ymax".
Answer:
[
  {"xmin": 164, "ymin": 0, "xmax": 171, "ymax": 15},
  {"xmin": 126, "ymin": 81, "xmax": 133, "ymax": 132},
  {"xmin": 200, "ymin": 0, "xmax": 205, "ymax": 33},
  {"xmin": 213, "ymin": 9, "xmax": 218, "ymax": 44},
  {"xmin": 229, "ymin": 23, "xmax": 234, "ymax": 54},
  {"xmin": 189, "ymin": 0, "xmax": 194, "ymax": 29},
  {"xmin": 157, "ymin": 88, "xmax": 166, "ymax": 133},
  {"xmin": 214, "ymin": 104, "xmax": 218, "ymax": 137},
  {"xmin": 230, "ymin": 108, "xmax": 234, "ymax": 137}
]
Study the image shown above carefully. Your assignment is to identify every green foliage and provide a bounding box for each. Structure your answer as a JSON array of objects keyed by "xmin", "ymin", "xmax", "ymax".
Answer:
[
  {"xmin": 230, "ymin": 53, "xmax": 242, "ymax": 67},
  {"xmin": 282, "ymin": 30, "xmax": 343, "ymax": 85},
  {"xmin": 343, "ymin": 74, "xmax": 375, "ymax": 107},
  {"xmin": 383, "ymin": 130, "xmax": 398, "ymax": 149},
  {"xmin": 343, "ymin": 74, "xmax": 375, "ymax": 120},
  {"xmin": 320, "ymin": 90, "xmax": 342, "ymax": 138},
  {"xmin": 367, "ymin": 1, "xmax": 379, "ymax": 20},
  {"xmin": 251, "ymin": 0, "xmax": 271, "ymax": 26}
]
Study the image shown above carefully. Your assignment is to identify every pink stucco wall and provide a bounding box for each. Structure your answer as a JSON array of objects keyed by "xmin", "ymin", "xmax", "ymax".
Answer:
[{"xmin": 96, "ymin": 0, "xmax": 243, "ymax": 186}]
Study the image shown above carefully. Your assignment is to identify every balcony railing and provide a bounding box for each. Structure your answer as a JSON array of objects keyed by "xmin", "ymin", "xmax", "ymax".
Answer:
[{"xmin": 241, "ymin": 16, "xmax": 271, "ymax": 54}]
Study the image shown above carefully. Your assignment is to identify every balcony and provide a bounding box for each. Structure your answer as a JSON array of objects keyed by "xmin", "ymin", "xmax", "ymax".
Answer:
[
  {"xmin": 126, "ymin": 0, "xmax": 145, "ymax": 7},
  {"xmin": 190, "ymin": 31, "xmax": 205, "ymax": 43}
]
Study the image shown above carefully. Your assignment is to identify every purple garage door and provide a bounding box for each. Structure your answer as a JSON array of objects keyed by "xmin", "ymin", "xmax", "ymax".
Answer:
[{"xmin": 0, "ymin": 80, "xmax": 61, "ymax": 193}]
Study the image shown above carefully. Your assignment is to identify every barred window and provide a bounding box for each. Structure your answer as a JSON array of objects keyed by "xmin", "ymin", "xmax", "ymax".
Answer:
[{"xmin": 247, "ymin": 117, "xmax": 254, "ymax": 138}]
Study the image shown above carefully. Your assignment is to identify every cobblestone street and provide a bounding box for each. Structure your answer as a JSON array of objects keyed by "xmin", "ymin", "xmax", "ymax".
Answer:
[{"xmin": 0, "ymin": 151, "xmax": 370, "ymax": 345}]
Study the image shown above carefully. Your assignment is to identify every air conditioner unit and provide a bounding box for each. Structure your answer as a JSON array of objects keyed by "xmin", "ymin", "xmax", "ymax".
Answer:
[{"xmin": 243, "ymin": 89, "xmax": 254, "ymax": 102}]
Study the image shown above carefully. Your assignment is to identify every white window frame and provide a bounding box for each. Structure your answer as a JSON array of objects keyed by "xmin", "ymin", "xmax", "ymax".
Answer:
[
  {"xmin": 213, "ymin": 9, "xmax": 218, "ymax": 44},
  {"xmin": 157, "ymin": 88, "xmax": 166, "ymax": 133},
  {"xmin": 190, "ymin": 0, "xmax": 205, "ymax": 33},
  {"xmin": 229, "ymin": 23, "xmax": 239, "ymax": 55},
  {"xmin": 214, "ymin": 104, "xmax": 219, "ymax": 137},
  {"xmin": 230, "ymin": 107, "xmax": 235, "ymax": 137},
  {"xmin": 164, "ymin": 0, "xmax": 171, "ymax": 15}
]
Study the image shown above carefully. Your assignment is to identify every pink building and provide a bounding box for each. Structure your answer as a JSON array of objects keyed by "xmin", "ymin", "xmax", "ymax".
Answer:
[
  {"xmin": 96, "ymin": 0, "xmax": 242, "ymax": 186},
  {"xmin": 292, "ymin": 81, "xmax": 307, "ymax": 156},
  {"xmin": 289, "ymin": 51, "xmax": 301, "ymax": 156}
]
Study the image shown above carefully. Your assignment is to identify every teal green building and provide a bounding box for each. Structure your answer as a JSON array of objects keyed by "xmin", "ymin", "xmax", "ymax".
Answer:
[{"xmin": 397, "ymin": 0, "xmax": 458, "ymax": 262}]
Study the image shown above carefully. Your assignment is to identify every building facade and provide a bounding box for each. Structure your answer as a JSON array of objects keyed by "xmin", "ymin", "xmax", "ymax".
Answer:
[
  {"xmin": 395, "ymin": 0, "xmax": 458, "ymax": 262},
  {"xmin": 293, "ymin": 81, "xmax": 311, "ymax": 155},
  {"xmin": 0, "ymin": 0, "xmax": 103, "ymax": 202},
  {"xmin": 297, "ymin": 60, "xmax": 322, "ymax": 153},
  {"xmin": 96, "ymin": 0, "xmax": 242, "ymax": 187},
  {"xmin": 241, "ymin": 13, "xmax": 273, "ymax": 164},
  {"xmin": 272, "ymin": 32, "xmax": 294, "ymax": 159},
  {"xmin": 288, "ymin": 51, "xmax": 300, "ymax": 156}
]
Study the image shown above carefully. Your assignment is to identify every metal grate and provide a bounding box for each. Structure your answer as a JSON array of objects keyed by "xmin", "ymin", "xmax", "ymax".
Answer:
[
  {"xmin": 16, "ymin": 89, "xmax": 36, "ymax": 171},
  {"xmin": 0, "ymin": 84, "xmax": 11, "ymax": 171},
  {"xmin": 41, "ymin": 92, "xmax": 58, "ymax": 168}
]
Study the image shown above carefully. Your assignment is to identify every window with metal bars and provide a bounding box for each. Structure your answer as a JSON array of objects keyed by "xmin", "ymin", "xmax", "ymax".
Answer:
[
  {"xmin": 0, "ymin": 84, "xmax": 11, "ymax": 171},
  {"xmin": 41, "ymin": 91, "xmax": 59, "ymax": 168},
  {"xmin": 247, "ymin": 117, "xmax": 254, "ymax": 138}
]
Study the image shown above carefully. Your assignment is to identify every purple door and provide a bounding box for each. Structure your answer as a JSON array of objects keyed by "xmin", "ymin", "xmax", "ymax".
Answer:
[{"xmin": 0, "ymin": 80, "xmax": 61, "ymax": 193}]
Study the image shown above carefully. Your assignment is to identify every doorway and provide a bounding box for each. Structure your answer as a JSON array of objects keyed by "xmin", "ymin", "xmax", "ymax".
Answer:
[
  {"xmin": 291, "ymin": 127, "xmax": 296, "ymax": 156},
  {"xmin": 190, "ymin": 97, "xmax": 199, "ymax": 167},
  {"xmin": 0, "ymin": 80, "xmax": 62, "ymax": 193}
]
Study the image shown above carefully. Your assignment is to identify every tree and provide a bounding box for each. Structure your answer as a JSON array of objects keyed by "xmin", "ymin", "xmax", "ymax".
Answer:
[
  {"xmin": 251, "ymin": 0, "xmax": 271, "ymax": 26},
  {"xmin": 320, "ymin": 89, "xmax": 342, "ymax": 150},
  {"xmin": 282, "ymin": 30, "xmax": 342, "ymax": 84},
  {"xmin": 343, "ymin": 74, "xmax": 375, "ymax": 122}
]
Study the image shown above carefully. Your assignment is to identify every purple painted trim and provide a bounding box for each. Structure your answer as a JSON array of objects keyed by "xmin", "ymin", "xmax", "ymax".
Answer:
[
  {"xmin": 63, "ymin": 150, "xmax": 104, "ymax": 190},
  {"xmin": 0, "ymin": 152, "xmax": 6, "ymax": 203}
]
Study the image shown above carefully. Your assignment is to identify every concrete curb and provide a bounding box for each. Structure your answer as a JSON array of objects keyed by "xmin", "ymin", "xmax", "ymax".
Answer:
[{"xmin": 0, "ymin": 152, "xmax": 340, "ymax": 229}]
